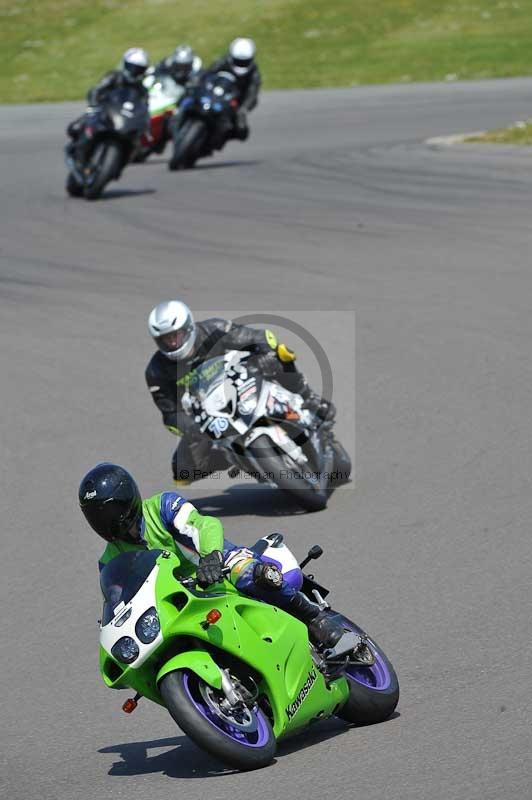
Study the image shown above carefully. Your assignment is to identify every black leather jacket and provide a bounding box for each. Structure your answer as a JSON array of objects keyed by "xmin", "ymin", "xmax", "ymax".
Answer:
[
  {"xmin": 145, "ymin": 318, "xmax": 304, "ymax": 435},
  {"xmin": 87, "ymin": 71, "xmax": 149, "ymax": 106}
]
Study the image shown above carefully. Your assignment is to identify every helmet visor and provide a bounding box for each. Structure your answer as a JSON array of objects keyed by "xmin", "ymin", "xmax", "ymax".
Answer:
[
  {"xmin": 125, "ymin": 62, "xmax": 147, "ymax": 80},
  {"xmin": 155, "ymin": 329, "xmax": 190, "ymax": 353},
  {"xmin": 172, "ymin": 64, "xmax": 192, "ymax": 81},
  {"xmin": 232, "ymin": 57, "xmax": 252, "ymax": 71}
]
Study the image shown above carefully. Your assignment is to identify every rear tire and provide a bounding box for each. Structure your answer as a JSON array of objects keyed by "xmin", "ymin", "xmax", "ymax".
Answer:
[
  {"xmin": 160, "ymin": 669, "xmax": 276, "ymax": 771},
  {"xmin": 332, "ymin": 614, "xmax": 399, "ymax": 725},
  {"xmin": 83, "ymin": 142, "xmax": 122, "ymax": 200},
  {"xmin": 248, "ymin": 434, "xmax": 328, "ymax": 512},
  {"xmin": 169, "ymin": 120, "xmax": 207, "ymax": 171},
  {"xmin": 66, "ymin": 172, "xmax": 83, "ymax": 197}
]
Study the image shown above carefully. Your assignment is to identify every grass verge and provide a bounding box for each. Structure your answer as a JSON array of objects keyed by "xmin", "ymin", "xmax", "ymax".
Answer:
[
  {"xmin": 465, "ymin": 120, "xmax": 532, "ymax": 143},
  {"xmin": 3, "ymin": 0, "xmax": 532, "ymax": 103}
]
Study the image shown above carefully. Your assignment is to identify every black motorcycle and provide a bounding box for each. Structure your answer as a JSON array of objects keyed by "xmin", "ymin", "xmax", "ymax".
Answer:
[
  {"xmin": 65, "ymin": 86, "xmax": 149, "ymax": 200},
  {"xmin": 168, "ymin": 71, "xmax": 240, "ymax": 171}
]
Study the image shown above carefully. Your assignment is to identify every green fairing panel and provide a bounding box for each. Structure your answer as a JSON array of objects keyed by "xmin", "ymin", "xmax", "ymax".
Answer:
[
  {"xmin": 99, "ymin": 552, "xmax": 350, "ymax": 735},
  {"xmin": 99, "ymin": 644, "xmax": 165, "ymax": 705},
  {"xmin": 156, "ymin": 650, "xmax": 223, "ymax": 689},
  {"xmin": 154, "ymin": 556, "xmax": 350, "ymax": 738}
]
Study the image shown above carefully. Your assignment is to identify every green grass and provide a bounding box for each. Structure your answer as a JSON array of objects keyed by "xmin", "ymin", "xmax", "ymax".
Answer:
[
  {"xmin": 3, "ymin": 0, "xmax": 532, "ymax": 102},
  {"xmin": 465, "ymin": 120, "xmax": 532, "ymax": 143}
]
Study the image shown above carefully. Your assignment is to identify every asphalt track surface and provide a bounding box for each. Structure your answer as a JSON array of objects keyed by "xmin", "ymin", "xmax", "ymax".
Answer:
[{"xmin": 2, "ymin": 78, "xmax": 532, "ymax": 800}]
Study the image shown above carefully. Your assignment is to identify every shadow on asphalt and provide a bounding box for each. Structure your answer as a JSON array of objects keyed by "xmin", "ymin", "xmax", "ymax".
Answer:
[
  {"xmin": 135, "ymin": 158, "xmax": 262, "ymax": 170},
  {"xmin": 193, "ymin": 159, "xmax": 262, "ymax": 171},
  {"xmin": 192, "ymin": 483, "xmax": 307, "ymax": 518},
  {"xmin": 99, "ymin": 714, "xmax": 400, "ymax": 779},
  {"xmin": 99, "ymin": 188, "xmax": 157, "ymax": 200},
  {"xmin": 99, "ymin": 734, "xmax": 236, "ymax": 778}
]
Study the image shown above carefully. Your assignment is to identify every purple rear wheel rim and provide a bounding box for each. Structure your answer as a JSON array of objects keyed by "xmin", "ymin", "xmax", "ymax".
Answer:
[
  {"xmin": 334, "ymin": 614, "xmax": 392, "ymax": 691},
  {"xmin": 345, "ymin": 646, "xmax": 391, "ymax": 690},
  {"xmin": 182, "ymin": 671, "xmax": 271, "ymax": 748}
]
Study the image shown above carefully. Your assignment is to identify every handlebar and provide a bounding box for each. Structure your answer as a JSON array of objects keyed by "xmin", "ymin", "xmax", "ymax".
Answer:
[{"xmin": 180, "ymin": 565, "xmax": 231, "ymax": 590}]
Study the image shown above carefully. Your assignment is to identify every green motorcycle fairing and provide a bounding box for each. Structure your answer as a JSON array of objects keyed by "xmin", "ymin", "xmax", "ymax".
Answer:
[{"xmin": 99, "ymin": 551, "xmax": 350, "ymax": 739}]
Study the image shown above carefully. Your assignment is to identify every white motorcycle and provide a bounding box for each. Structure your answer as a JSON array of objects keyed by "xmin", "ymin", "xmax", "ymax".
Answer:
[
  {"xmin": 181, "ymin": 351, "xmax": 351, "ymax": 512},
  {"xmin": 135, "ymin": 72, "xmax": 185, "ymax": 161}
]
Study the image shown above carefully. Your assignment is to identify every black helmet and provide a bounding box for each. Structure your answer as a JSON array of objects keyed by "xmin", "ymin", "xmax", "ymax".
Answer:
[{"xmin": 79, "ymin": 463, "xmax": 143, "ymax": 543}]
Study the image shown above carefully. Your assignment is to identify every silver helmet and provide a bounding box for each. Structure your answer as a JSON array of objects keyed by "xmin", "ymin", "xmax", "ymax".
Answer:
[
  {"xmin": 148, "ymin": 300, "xmax": 197, "ymax": 361},
  {"xmin": 121, "ymin": 47, "xmax": 149, "ymax": 83}
]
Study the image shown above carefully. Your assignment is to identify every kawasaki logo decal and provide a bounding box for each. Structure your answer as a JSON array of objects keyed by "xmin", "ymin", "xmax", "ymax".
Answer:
[{"xmin": 285, "ymin": 669, "xmax": 317, "ymax": 720}]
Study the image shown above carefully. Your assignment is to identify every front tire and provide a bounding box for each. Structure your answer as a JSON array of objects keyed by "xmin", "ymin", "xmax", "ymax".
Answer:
[
  {"xmin": 248, "ymin": 434, "xmax": 328, "ymax": 512},
  {"xmin": 169, "ymin": 119, "xmax": 207, "ymax": 171},
  {"xmin": 83, "ymin": 142, "xmax": 122, "ymax": 200},
  {"xmin": 160, "ymin": 670, "xmax": 276, "ymax": 771},
  {"xmin": 66, "ymin": 172, "xmax": 83, "ymax": 197},
  {"xmin": 332, "ymin": 613, "xmax": 399, "ymax": 725}
]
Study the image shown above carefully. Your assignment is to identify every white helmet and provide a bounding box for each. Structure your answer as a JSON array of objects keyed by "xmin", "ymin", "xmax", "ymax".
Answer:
[
  {"xmin": 228, "ymin": 38, "xmax": 256, "ymax": 76},
  {"xmin": 122, "ymin": 48, "xmax": 149, "ymax": 83},
  {"xmin": 148, "ymin": 300, "xmax": 197, "ymax": 361}
]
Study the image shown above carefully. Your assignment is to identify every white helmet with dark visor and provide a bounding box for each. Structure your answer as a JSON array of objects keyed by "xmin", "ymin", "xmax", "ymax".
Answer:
[{"xmin": 229, "ymin": 38, "xmax": 256, "ymax": 76}]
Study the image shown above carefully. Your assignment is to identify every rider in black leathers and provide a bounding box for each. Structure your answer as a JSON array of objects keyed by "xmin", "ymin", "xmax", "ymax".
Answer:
[
  {"xmin": 66, "ymin": 48, "xmax": 149, "ymax": 146},
  {"xmin": 204, "ymin": 38, "xmax": 261, "ymax": 140},
  {"xmin": 168, "ymin": 39, "xmax": 260, "ymax": 156},
  {"xmin": 145, "ymin": 302, "xmax": 335, "ymax": 483}
]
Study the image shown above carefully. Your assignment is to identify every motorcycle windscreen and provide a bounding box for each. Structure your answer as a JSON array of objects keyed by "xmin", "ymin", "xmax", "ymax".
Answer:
[
  {"xmin": 105, "ymin": 86, "xmax": 149, "ymax": 132},
  {"xmin": 188, "ymin": 356, "xmax": 226, "ymax": 398},
  {"xmin": 100, "ymin": 549, "xmax": 162, "ymax": 625}
]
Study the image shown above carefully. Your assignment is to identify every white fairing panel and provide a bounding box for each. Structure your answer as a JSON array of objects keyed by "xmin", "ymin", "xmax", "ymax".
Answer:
[
  {"xmin": 262, "ymin": 541, "xmax": 300, "ymax": 574},
  {"xmin": 244, "ymin": 424, "xmax": 308, "ymax": 465},
  {"xmin": 100, "ymin": 564, "xmax": 163, "ymax": 669}
]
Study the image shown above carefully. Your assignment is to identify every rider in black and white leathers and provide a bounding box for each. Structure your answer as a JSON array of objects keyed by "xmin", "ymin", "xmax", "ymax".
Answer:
[{"xmin": 145, "ymin": 304, "xmax": 334, "ymax": 483}]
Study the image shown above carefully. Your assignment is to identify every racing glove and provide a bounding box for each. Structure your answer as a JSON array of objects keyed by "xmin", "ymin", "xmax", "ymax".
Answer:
[{"xmin": 196, "ymin": 550, "xmax": 224, "ymax": 588}]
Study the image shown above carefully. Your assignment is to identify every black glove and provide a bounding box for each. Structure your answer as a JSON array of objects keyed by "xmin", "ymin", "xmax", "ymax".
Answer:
[
  {"xmin": 253, "ymin": 562, "xmax": 283, "ymax": 591},
  {"xmin": 196, "ymin": 550, "xmax": 224, "ymax": 588}
]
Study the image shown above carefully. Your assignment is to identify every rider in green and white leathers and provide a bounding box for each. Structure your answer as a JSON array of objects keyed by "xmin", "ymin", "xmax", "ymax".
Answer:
[
  {"xmin": 80, "ymin": 463, "xmax": 344, "ymax": 647},
  {"xmin": 98, "ymin": 489, "xmax": 300, "ymax": 608},
  {"xmin": 98, "ymin": 491, "xmax": 222, "ymax": 573}
]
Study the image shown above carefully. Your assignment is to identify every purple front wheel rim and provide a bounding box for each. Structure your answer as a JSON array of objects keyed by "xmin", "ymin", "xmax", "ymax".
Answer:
[{"xmin": 183, "ymin": 671, "xmax": 271, "ymax": 748}]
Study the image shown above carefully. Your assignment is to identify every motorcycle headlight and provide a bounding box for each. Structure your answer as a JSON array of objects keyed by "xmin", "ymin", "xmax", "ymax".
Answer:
[
  {"xmin": 111, "ymin": 636, "xmax": 139, "ymax": 664},
  {"xmin": 135, "ymin": 607, "xmax": 160, "ymax": 644}
]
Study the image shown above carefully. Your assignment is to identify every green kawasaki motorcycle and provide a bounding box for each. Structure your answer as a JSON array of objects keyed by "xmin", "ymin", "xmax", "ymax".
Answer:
[{"xmin": 99, "ymin": 537, "xmax": 399, "ymax": 771}]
